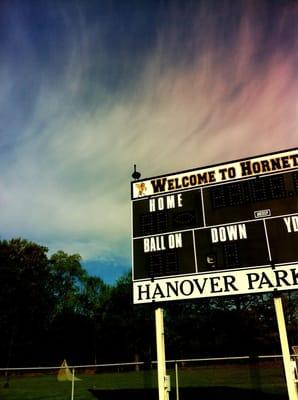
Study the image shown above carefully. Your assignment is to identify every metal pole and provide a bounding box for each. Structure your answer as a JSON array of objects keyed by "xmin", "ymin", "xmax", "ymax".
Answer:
[
  {"xmin": 71, "ymin": 368, "xmax": 75, "ymax": 400},
  {"xmin": 274, "ymin": 296, "xmax": 298, "ymax": 400},
  {"xmin": 175, "ymin": 362, "xmax": 180, "ymax": 400},
  {"xmin": 155, "ymin": 308, "xmax": 168, "ymax": 400}
]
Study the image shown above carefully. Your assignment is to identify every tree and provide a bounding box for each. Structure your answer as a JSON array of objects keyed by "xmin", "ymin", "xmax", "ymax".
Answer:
[
  {"xmin": 48, "ymin": 251, "xmax": 111, "ymax": 364},
  {"xmin": 100, "ymin": 271, "xmax": 155, "ymax": 363},
  {"xmin": 49, "ymin": 251, "xmax": 86, "ymax": 315},
  {"xmin": 0, "ymin": 238, "xmax": 54, "ymax": 366},
  {"xmin": 78, "ymin": 275, "xmax": 111, "ymax": 363}
]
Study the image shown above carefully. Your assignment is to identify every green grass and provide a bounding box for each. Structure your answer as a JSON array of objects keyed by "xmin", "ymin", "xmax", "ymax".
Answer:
[
  {"xmin": 0, "ymin": 363, "xmax": 288, "ymax": 400},
  {"xmin": 172, "ymin": 364, "xmax": 287, "ymax": 395},
  {"xmin": 0, "ymin": 372, "xmax": 156, "ymax": 400}
]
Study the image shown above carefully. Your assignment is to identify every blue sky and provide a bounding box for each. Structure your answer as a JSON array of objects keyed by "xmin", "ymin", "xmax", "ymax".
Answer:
[{"xmin": 0, "ymin": 0, "xmax": 297, "ymax": 283}]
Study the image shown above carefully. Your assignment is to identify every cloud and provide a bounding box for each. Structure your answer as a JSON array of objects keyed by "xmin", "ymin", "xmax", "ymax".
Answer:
[{"xmin": 0, "ymin": 1, "xmax": 297, "ymax": 269}]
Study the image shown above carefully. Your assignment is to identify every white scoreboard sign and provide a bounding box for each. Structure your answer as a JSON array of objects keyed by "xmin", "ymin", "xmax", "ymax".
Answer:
[{"xmin": 131, "ymin": 148, "xmax": 298, "ymax": 304}]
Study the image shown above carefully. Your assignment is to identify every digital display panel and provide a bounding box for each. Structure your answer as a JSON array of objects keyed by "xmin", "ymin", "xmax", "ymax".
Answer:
[
  {"xmin": 132, "ymin": 188, "xmax": 204, "ymax": 237},
  {"xmin": 133, "ymin": 231, "xmax": 196, "ymax": 280},
  {"xmin": 204, "ymin": 171, "xmax": 297, "ymax": 226},
  {"xmin": 131, "ymin": 148, "xmax": 298, "ymax": 304},
  {"xmin": 194, "ymin": 220, "xmax": 270, "ymax": 273}
]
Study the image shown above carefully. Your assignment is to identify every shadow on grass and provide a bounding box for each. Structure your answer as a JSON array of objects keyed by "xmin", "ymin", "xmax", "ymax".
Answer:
[{"xmin": 89, "ymin": 387, "xmax": 287, "ymax": 400}]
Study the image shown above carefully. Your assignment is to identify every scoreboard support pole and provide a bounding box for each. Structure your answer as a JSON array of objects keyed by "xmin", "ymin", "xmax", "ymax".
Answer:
[
  {"xmin": 155, "ymin": 307, "xmax": 170, "ymax": 400},
  {"xmin": 274, "ymin": 295, "xmax": 298, "ymax": 400}
]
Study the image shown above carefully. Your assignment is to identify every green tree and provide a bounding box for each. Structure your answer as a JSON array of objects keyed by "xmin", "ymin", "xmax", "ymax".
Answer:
[
  {"xmin": 49, "ymin": 251, "xmax": 86, "ymax": 315},
  {"xmin": 78, "ymin": 275, "xmax": 111, "ymax": 363},
  {"xmin": 0, "ymin": 238, "xmax": 54, "ymax": 367},
  {"xmin": 48, "ymin": 251, "xmax": 111, "ymax": 364},
  {"xmin": 100, "ymin": 271, "xmax": 155, "ymax": 363}
]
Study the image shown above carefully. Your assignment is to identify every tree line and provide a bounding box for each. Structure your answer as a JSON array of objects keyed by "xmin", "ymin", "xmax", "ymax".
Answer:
[{"xmin": 0, "ymin": 238, "xmax": 297, "ymax": 368}]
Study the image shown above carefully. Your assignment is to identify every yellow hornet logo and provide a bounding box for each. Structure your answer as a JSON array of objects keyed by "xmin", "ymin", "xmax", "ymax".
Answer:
[{"xmin": 136, "ymin": 182, "xmax": 147, "ymax": 197}]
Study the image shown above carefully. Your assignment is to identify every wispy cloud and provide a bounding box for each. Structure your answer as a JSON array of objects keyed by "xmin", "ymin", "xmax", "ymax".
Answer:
[{"xmin": 0, "ymin": 1, "xmax": 297, "ymax": 274}]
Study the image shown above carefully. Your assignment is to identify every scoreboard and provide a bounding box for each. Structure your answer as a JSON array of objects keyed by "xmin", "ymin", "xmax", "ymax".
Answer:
[{"xmin": 131, "ymin": 148, "xmax": 298, "ymax": 304}]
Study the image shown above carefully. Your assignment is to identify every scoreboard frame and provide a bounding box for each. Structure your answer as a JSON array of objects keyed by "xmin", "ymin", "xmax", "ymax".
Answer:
[{"xmin": 131, "ymin": 148, "xmax": 298, "ymax": 304}]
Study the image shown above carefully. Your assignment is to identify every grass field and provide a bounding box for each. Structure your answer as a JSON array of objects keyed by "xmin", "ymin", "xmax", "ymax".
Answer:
[{"xmin": 0, "ymin": 361, "xmax": 289, "ymax": 400}]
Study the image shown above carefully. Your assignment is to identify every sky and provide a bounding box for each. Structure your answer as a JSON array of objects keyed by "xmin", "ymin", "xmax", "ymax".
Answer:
[{"xmin": 0, "ymin": 0, "xmax": 297, "ymax": 284}]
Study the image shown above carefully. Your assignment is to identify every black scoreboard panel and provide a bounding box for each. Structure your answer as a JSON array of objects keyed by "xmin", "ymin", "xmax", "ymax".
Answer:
[
  {"xmin": 194, "ymin": 221, "xmax": 270, "ymax": 273},
  {"xmin": 133, "ymin": 171, "xmax": 297, "ymax": 239},
  {"xmin": 132, "ymin": 164, "xmax": 298, "ymax": 281},
  {"xmin": 203, "ymin": 171, "xmax": 298, "ymax": 226},
  {"xmin": 132, "ymin": 188, "xmax": 204, "ymax": 237},
  {"xmin": 133, "ymin": 231, "xmax": 196, "ymax": 279},
  {"xmin": 266, "ymin": 216, "xmax": 298, "ymax": 264}
]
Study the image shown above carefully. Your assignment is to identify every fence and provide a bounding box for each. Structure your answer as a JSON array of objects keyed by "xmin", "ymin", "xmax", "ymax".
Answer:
[{"xmin": 0, "ymin": 354, "xmax": 296, "ymax": 400}]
